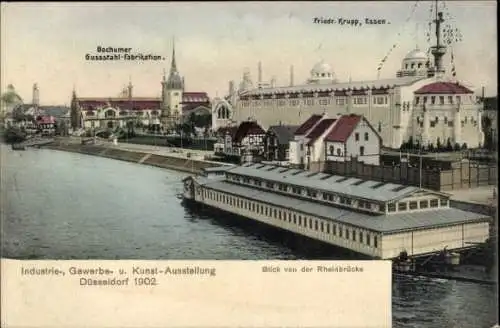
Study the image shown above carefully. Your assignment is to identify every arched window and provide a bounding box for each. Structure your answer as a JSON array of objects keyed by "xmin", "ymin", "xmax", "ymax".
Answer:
[
  {"xmin": 364, "ymin": 132, "xmax": 369, "ymax": 141},
  {"xmin": 105, "ymin": 110, "xmax": 115, "ymax": 118},
  {"xmin": 418, "ymin": 63, "xmax": 422, "ymax": 68},
  {"xmin": 329, "ymin": 145, "xmax": 334, "ymax": 155},
  {"xmin": 321, "ymin": 73, "xmax": 325, "ymax": 77},
  {"xmin": 411, "ymin": 63, "xmax": 415, "ymax": 69},
  {"xmin": 337, "ymin": 148, "xmax": 341, "ymax": 156}
]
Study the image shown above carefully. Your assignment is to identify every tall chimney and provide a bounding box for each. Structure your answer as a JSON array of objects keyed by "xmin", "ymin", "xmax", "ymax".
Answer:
[
  {"xmin": 290, "ymin": 65, "xmax": 294, "ymax": 86},
  {"xmin": 32, "ymin": 83, "xmax": 39, "ymax": 107},
  {"xmin": 258, "ymin": 61, "xmax": 262, "ymax": 83}
]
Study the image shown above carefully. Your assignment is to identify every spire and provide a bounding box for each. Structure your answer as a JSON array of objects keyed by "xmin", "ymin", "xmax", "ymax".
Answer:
[
  {"xmin": 289, "ymin": 65, "xmax": 294, "ymax": 87},
  {"xmin": 170, "ymin": 37, "xmax": 177, "ymax": 73}
]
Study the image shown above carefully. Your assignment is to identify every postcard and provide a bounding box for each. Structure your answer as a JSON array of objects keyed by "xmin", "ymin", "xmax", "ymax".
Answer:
[{"xmin": 1, "ymin": 1, "xmax": 497, "ymax": 328}]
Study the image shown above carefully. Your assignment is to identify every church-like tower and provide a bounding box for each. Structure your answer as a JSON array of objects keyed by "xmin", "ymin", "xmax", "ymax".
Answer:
[{"xmin": 161, "ymin": 39, "xmax": 184, "ymax": 127}]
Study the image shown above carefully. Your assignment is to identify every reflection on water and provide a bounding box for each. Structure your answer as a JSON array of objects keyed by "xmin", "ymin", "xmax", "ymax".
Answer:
[{"xmin": 1, "ymin": 144, "xmax": 497, "ymax": 327}]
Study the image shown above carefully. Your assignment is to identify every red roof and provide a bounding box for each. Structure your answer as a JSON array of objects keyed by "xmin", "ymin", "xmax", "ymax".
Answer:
[
  {"xmin": 182, "ymin": 92, "xmax": 210, "ymax": 103},
  {"xmin": 77, "ymin": 97, "xmax": 161, "ymax": 110},
  {"xmin": 324, "ymin": 114, "xmax": 362, "ymax": 143},
  {"xmin": 294, "ymin": 114, "xmax": 323, "ymax": 135},
  {"xmin": 36, "ymin": 115, "xmax": 56, "ymax": 124},
  {"xmin": 306, "ymin": 119, "xmax": 337, "ymax": 145},
  {"xmin": 233, "ymin": 121, "xmax": 266, "ymax": 144},
  {"xmin": 414, "ymin": 82, "xmax": 474, "ymax": 95}
]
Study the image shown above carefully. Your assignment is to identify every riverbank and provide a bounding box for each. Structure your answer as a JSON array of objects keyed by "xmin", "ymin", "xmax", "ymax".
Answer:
[{"xmin": 43, "ymin": 139, "xmax": 230, "ymax": 174}]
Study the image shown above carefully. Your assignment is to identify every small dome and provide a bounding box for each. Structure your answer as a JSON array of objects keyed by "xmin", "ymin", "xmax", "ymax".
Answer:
[
  {"xmin": 404, "ymin": 48, "xmax": 428, "ymax": 61},
  {"xmin": 311, "ymin": 60, "xmax": 333, "ymax": 75}
]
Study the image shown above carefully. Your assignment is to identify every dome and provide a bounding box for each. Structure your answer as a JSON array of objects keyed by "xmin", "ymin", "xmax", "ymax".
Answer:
[
  {"xmin": 311, "ymin": 60, "xmax": 333, "ymax": 75},
  {"xmin": 404, "ymin": 48, "xmax": 428, "ymax": 61}
]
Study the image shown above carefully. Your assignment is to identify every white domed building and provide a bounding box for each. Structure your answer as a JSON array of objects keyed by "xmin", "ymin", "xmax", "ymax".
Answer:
[
  {"xmin": 397, "ymin": 48, "xmax": 431, "ymax": 78},
  {"xmin": 307, "ymin": 60, "xmax": 337, "ymax": 84},
  {"xmin": 226, "ymin": 12, "xmax": 484, "ymax": 150}
]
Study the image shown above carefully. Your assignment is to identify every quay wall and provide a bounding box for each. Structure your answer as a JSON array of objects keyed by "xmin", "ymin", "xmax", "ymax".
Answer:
[{"xmin": 43, "ymin": 142, "xmax": 223, "ymax": 174}]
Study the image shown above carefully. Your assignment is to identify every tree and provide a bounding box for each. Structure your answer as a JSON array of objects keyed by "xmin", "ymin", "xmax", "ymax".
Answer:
[
  {"xmin": 461, "ymin": 142, "xmax": 468, "ymax": 150},
  {"xmin": 446, "ymin": 138, "xmax": 453, "ymax": 151},
  {"xmin": 436, "ymin": 137, "xmax": 442, "ymax": 151},
  {"xmin": 454, "ymin": 143, "xmax": 461, "ymax": 151},
  {"xmin": 428, "ymin": 143, "xmax": 435, "ymax": 152}
]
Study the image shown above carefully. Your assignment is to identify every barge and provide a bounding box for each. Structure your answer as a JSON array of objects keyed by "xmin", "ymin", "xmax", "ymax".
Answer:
[{"xmin": 182, "ymin": 163, "xmax": 491, "ymax": 261}]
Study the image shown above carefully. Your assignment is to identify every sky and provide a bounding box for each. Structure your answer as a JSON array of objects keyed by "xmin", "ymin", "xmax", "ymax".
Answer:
[{"xmin": 1, "ymin": 1, "xmax": 497, "ymax": 106}]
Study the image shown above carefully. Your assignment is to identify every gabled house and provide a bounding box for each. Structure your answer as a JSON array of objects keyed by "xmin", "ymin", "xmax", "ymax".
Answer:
[
  {"xmin": 324, "ymin": 114, "xmax": 382, "ymax": 165},
  {"xmin": 214, "ymin": 120, "xmax": 266, "ymax": 160},
  {"xmin": 289, "ymin": 114, "xmax": 324, "ymax": 168},
  {"xmin": 263, "ymin": 124, "xmax": 299, "ymax": 162},
  {"xmin": 304, "ymin": 118, "xmax": 338, "ymax": 170}
]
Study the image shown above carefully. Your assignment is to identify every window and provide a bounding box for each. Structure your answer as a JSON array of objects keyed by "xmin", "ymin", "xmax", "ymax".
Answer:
[
  {"xmin": 456, "ymin": 96, "xmax": 461, "ymax": 104},
  {"xmin": 364, "ymin": 132, "xmax": 369, "ymax": 141},
  {"xmin": 333, "ymin": 225, "xmax": 337, "ymax": 235},
  {"xmin": 359, "ymin": 232, "xmax": 363, "ymax": 243},
  {"xmin": 355, "ymin": 133, "xmax": 359, "ymax": 141},
  {"xmin": 423, "ymin": 96, "xmax": 427, "ymax": 104},
  {"xmin": 326, "ymin": 224, "xmax": 330, "ymax": 233},
  {"xmin": 387, "ymin": 203, "xmax": 396, "ymax": 212},
  {"xmin": 448, "ymin": 96, "xmax": 453, "ymax": 104},
  {"xmin": 346, "ymin": 229, "xmax": 350, "ymax": 239},
  {"xmin": 366, "ymin": 234, "xmax": 371, "ymax": 246},
  {"xmin": 300, "ymin": 144, "xmax": 304, "ymax": 151},
  {"xmin": 339, "ymin": 227, "xmax": 343, "ymax": 238},
  {"xmin": 315, "ymin": 221, "xmax": 319, "ymax": 231},
  {"xmin": 352, "ymin": 231, "xmax": 356, "ymax": 241},
  {"xmin": 419, "ymin": 200, "xmax": 428, "ymax": 209},
  {"xmin": 309, "ymin": 218, "xmax": 313, "ymax": 229},
  {"xmin": 440, "ymin": 199, "xmax": 448, "ymax": 206},
  {"xmin": 430, "ymin": 199, "xmax": 439, "ymax": 208},
  {"xmin": 329, "ymin": 145, "xmax": 334, "ymax": 155},
  {"xmin": 374, "ymin": 236, "xmax": 378, "ymax": 248},
  {"xmin": 298, "ymin": 215, "xmax": 301, "ymax": 225},
  {"xmin": 431, "ymin": 96, "xmax": 436, "ymax": 105},
  {"xmin": 439, "ymin": 96, "xmax": 445, "ymax": 105},
  {"xmin": 360, "ymin": 146, "xmax": 365, "ymax": 156},
  {"xmin": 409, "ymin": 201, "xmax": 418, "ymax": 210},
  {"xmin": 398, "ymin": 202, "xmax": 407, "ymax": 211},
  {"xmin": 337, "ymin": 148, "xmax": 341, "ymax": 156}
]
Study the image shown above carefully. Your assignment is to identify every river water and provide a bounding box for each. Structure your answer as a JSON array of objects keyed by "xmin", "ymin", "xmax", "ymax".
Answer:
[{"xmin": 1, "ymin": 144, "xmax": 497, "ymax": 328}]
